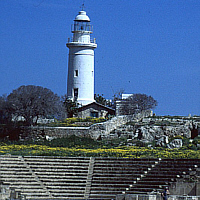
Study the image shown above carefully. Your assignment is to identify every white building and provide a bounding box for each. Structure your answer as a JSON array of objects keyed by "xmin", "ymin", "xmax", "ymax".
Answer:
[{"xmin": 66, "ymin": 10, "xmax": 97, "ymax": 106}]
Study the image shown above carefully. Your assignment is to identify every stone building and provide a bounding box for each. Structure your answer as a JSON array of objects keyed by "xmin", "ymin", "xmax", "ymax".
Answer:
[{"xmin": 77, "ymin": 102, "xmax": 115, "ymax": 118}]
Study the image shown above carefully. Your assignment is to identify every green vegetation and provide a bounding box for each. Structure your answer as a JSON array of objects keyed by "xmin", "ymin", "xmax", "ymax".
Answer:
[
  {"xmin": 0, "ymin": 135, "xmax": 199, "ymax": 158},
  {"xmin": 47, "ymin": 117, "xmax": 107, "ymax": 127},
  {"xmin": 0, "ymin": 142, "xmax": 199, "ymax": 158}
]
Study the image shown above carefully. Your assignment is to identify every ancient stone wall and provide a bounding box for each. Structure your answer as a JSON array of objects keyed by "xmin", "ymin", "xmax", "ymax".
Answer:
[
  {"xmin": 26, "ymin": 111, "xmax": 151, "ymax": 140},
  {"xmin": 27, "ymin": 126, "xmax": 90, "ymax": 140},
  {"xmin": 89, "ymin": 110, "xmax": 151, "ymax": 139},
  {"xmin": 109, "ymin": 116, "xmax": 200, "ymax": 146}
]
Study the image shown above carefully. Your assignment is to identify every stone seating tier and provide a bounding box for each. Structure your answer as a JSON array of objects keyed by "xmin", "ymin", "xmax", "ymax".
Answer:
[{"xmin": 0, "ymin": 156, "xmax": 199, "ymax": 200}]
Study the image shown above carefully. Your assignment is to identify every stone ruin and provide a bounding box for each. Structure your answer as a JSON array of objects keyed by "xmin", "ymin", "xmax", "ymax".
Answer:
[
  {"xmin": 19, "ymin": 113, "xmax": 200, "ymax": 149},
  {"xmin": 106, "ymin": 115, "xmax": 200, "ymax": 147}
]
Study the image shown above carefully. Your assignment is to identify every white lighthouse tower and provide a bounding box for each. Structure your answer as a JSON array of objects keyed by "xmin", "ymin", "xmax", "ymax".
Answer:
[{"xmin": 66, "ymin": 10, "xmax": 97, "ymax": 106}]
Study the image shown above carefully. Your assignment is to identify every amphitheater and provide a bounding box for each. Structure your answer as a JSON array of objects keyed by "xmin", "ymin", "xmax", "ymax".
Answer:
[{"xmin": 0, "ymin": 155, "xmax": 200, "ymax": 200}]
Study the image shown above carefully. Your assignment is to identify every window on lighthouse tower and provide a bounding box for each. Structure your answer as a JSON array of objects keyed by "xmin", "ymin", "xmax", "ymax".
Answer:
[
  {"xmin": 74, "ymin": 88, "xmax": 78, "ymax": 100},
  {"xmin": 74, "ymin": 70, "xmax": 78, "ymax": 77}
]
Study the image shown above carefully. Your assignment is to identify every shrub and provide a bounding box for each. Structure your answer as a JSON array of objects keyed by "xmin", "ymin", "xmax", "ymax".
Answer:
[
  {"xmin": 47, "ymin": 117, "xmax": 107, "ymax": 127},
  {"xmin": 187, "ymin": 144, "xmax": 197, "ymax": 150},
  {"xmin": 192, "ymin": 136, "xmax": 200, "ymax": 145},
  {"xmin": 174, "ymin": 135, "xmax": 184, "ymax": 139}
]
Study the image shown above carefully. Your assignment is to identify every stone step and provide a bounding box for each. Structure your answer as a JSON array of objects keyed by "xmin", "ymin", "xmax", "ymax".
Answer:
[
  {"xmin": 91, "ymin": 181, "xmax": 134, "ymax": 185},
  {"xmin": 36, "ymin": 174, "xmax": 87, "ymax": 178},
  {"xmin": 91, "ymin": 187, "xmax": 130, "ymax": 192},
  {"xmin": 150, "ymin": 167, "xmax": 196, "ymax": 171},
  {"xmin": 0, "ymin": 167, "xmax": 29, "ymax": 171},
  {"xmin": 45, "ymin": 184, "xmax": 87, "ymax": 188},
  {"xmin": 0, "ymin": 161, "xmax": 25, "ymax": 165},
  {"xmin": 27, "ymin": 165, "xmax": 89, "ymax": 169},
  {"xmin": 0, "ymin": 166, "xmax": 27, "ymax": 169},
  {"xmin": 132, "ymin": 184, "xmax": 168, "ymax": 189},
  {"xmin": 32, "ymin": 169, "xmax": 88, "ymax": 173},
  {"xmin": 45, "ymin": 183, "xmax": 86, "ymax": 190},
  {"xmin": 0, "ymin": 156, "xmax": 20, "ymax": 160},
  {"xmin": 3, "ymin": 181, "xmax": 41, "ymax": 185},
  {"xmin": 92, "ymin": 174, "xmax": 141, "ymax": 179},
  {"xmin": 93, "ymin": 171, "xmax": 145, "ymax": 175},
  {"xmin": 137, "ymin": 180, "xmax": 169, "ymax": 185},
  {"xmin": 1, "ymin": 174, "xmax": 37, "ymax": 179},
  {"xmin": 22, "ymin": 193, "xmax": 50, "ymax": 198},
  {"xmin": 0, "ymin": 170, "xmax": 32, "ymax": 174},
  {"xmin": 44, "ymin": 180, "xmax": 86, "ymax": 188},
  {"xmin": 2, "ymin": 179, "xmax": 39, "ymax": 183},
  {"xmin": 89, "ymin": 193, "xmax": 116, "ymax": 199},
  {"xmin": 127, "ymin": 187, "xmax": 163, "ymax": 193},
  {"xmin": 17, "ymin": 188, "xmax": 48, "ymax": 193},
  {"xmin": 90, "ymin": 190, "xmax": 125, "ymax": 196},
  {"xmin": 139, "ymin": 177, "xmax": 176, "ymax": 182},
  {"xmin": 94, "ymin": 162, "xmax": 153, "ymax": 165},
  {"xmin": 52, "ymin": 193, "xmax": 85, "ymax": 197},
  {"xmin": 9, "ymin": 185, "xmax": 43, "ymax": 189},
  {"xmin": 93, "ymin": 167, "xmax": 148, "ymax": 171},
  {"xmin": 126, "ymin": 190, "xmax": 154, "ymax": 194},
  {"xmin": 49, "ymin": 188, "xmax": 85, "ymax": 193},
  {"xmin": 26, "ymin": 162, "xmax": 90, "ymax": 166},
  {"xmin": 40, "ymin": 178, "xmax": 86, "ymax": 182},
  {"xmin": 95, "ymin": 158, "xmax": 158, "ymax": 161},
  {"xmin": 24, "ymin": 157, "xmax": 90, "ymax": 162},
  {"xmin": 34, "ymin": 172, "xmax": 87, "ymax": 176},
  {"xmin": 142, "ymin": 174, "xmax": 179, "ymax": 178},
  {"xmin": 1, "ymin": 170, "xmax": 39, "ymax": 178}
]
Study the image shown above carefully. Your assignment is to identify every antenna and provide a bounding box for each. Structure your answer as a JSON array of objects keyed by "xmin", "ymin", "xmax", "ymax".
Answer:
[{"xmin": 81, "ymin": 1, "xmax": 85, "ymax": 10}]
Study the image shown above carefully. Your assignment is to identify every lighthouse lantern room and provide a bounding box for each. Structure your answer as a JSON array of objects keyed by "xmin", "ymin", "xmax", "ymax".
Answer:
[{"xmin": 66, "ymin": 10, "xmax": 97, "ymax": 106}]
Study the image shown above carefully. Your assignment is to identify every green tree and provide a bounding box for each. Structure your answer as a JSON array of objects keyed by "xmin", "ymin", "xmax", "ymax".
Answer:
[
  {"xmin": 62, "ymin": 96, "xmax": 79, "ymax": 118},
  {"xmin": 120, "ymin": 93, "xmax": 157, "ymax": 115},
  {"xmin": 0, "ymin": 95, "xmax": 12, "ymax": 124},
  {"xmin": 94, "ymin": 94, "xmax": 107, "ymax": 105},
  {"xmin": 94, "ymin": 94, "xmax": 113, "ymax": 108},
  {"xmin": 0, "ymin": 95, "xmax": 22, "ymax": 140},
  {"xmin": 7, "ymin": 85, "xmax": 62, "ymax": 126}
]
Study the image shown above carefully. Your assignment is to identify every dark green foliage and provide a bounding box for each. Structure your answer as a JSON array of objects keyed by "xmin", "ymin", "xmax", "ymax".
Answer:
[
  {"xmin": 48, "ymin": 135, "xmax": 100, "ymax": 148},
  {"xmin": 135, "ymin": 140, "xmax": 148, "ymax": 147},
  {"xmin": 46, "ymin": 117, "xmax": 107, "ymax": 127},
  {"xmin": 46, "ymin": 136, "xmax": 129, "ymax": 149},
  {"xmin": 0, "ymin": 85, "xmax": 64, "ymax": 140},
  {"xmin": 94, "ymin": 94, "xmax": 107, "ymax": 105},
  {"xmin": 120, "ymin": 93, "xmax": 157, "ymax": 115},
  {"xmin": 0, "ymin": 123, "xmax": 22, "ymax": 141},
  {"xmin": 7, "ymin": 85, "xmax": 62, "ymax": 126},
  {"xmin": 0, "ymin": 135, "xmax": 104, "ymax": 149},
  {"xmin": 0, "ymin": 95, "xmax": 12, "ymax": 124},
  {"xmin": 62, "ymin": 96, "xmax": 79, "ymax": 118},
  {"xmin": 192, "ymin": 136, "xmax": 200, "ymax": 146},
  {"xmin": 94, "ymin": 94, "xmax": 113, "ymax": 108}
]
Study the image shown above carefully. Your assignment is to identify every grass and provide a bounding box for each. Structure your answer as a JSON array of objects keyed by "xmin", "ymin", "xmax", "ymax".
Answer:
[
  {"xmin": 46, "ymin": 117, "xmax": 107, "ymax": 127},
  {"xmin": 0, "ymin": 135, "xmax": 199, "ymax": 158},
  {"xmin": 0, "ymin": 143, "xmax": 199, "ymax": 158}
]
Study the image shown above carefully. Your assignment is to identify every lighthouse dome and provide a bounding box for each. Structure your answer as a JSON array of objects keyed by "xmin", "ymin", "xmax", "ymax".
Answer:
[{"xmin": 75, "ymin": 11, "xmax": 90, "ymax": 22}]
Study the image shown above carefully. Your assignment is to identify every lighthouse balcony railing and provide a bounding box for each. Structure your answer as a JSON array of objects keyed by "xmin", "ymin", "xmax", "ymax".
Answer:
[{"xmin": 67, "ymin": 37, "xmax": 96, "ymax": 44}]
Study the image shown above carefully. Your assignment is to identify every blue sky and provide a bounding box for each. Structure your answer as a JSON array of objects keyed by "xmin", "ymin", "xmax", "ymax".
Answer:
[{"xmin": 0, "ymin": 0, "xmax": 200, "ymax": 116}]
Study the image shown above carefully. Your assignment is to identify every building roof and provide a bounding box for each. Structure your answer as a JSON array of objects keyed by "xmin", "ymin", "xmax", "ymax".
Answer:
[
  {"xmin": 74, "ymin": 11, "xmax": 90, "ymax": 22},
  {"xmin": 78, "ymin": 102, "xmax": 115, "ymax": 113}
]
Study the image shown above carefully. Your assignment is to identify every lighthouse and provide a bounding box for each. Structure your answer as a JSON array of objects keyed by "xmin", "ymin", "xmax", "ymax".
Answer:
[{"xmin": 66, "ymin": 10, "xmax": 97, "ymax": 106}]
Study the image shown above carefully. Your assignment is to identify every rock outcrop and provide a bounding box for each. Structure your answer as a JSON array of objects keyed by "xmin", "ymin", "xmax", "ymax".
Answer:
[{"xmin": 106, "ymin": 116, "xmax": 200, "ymax": 147}]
